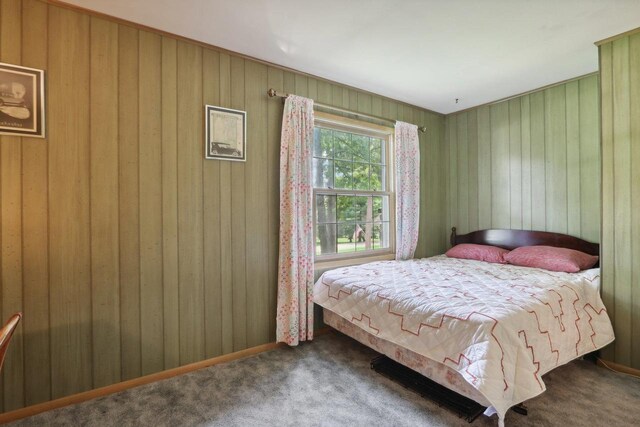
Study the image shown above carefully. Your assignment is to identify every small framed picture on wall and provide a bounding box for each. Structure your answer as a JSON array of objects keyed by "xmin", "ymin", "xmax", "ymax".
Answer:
[
  {"xmin": 0, "ymin": 62, "xmax": 45, "ymax": 138},
  {"xmin": 205, "ymin": 105, "xmax": 246, "ymax": 161}
]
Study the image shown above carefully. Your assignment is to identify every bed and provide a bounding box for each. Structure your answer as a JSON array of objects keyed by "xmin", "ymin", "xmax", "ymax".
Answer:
[{"xmin": 313, "ymin": 228, "xmax": 615, "ymax": 426}]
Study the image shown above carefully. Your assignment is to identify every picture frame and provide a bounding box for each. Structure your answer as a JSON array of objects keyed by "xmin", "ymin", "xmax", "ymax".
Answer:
[
  {"xmin": 0, "ymin": 62, "xmax": 45, "ymax": 138},
  {"xmin": 205, "ymin": 104, "xmax": 246, "ymax": 161}
]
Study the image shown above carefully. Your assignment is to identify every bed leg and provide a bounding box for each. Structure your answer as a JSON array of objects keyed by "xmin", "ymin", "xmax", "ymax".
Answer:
[{"xmin": 511, "ymin": 403, "xmax": 528, "ymax": 416}]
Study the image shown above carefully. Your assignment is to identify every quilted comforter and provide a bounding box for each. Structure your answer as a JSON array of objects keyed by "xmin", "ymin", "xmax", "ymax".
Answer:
[{"xmin": 314, "ymin": 256, "xmax": 615, "ymax": 424}]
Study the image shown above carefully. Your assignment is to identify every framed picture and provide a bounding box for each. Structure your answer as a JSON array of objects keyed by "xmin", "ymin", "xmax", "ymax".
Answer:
[
  {"xmin": 0, "ymin": 62, "xmax": 45, "ymax": 138},
  {"xmin": 205, "ymin": 105, "xmax": 246, "ymax": 161}
]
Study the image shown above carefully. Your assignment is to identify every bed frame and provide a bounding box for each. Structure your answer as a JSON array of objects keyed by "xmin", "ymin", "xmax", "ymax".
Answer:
[
  {"xmin": 325, "ymin": 227, "xmax": 602, "ymax": 420},
  {"xmin": 450, "ymin": 227, "xmax": 600, "ymax": 257}
]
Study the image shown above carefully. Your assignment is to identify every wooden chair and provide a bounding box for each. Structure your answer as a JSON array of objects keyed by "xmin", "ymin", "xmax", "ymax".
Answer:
[{"xmin": 0, "ymin": 313, "xmax": 22, "ymax": 374}]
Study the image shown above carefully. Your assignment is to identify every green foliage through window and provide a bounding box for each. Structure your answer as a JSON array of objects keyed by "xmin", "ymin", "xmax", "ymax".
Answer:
[{"xmin": 313, "ymin": 125, "xmax": 391, "ymax": 257}]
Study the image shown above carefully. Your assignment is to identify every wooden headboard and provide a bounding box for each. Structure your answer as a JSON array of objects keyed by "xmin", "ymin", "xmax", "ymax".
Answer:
[{"xmin": 450, "ymin": 227, "xmax": 600, "ymax": 257}]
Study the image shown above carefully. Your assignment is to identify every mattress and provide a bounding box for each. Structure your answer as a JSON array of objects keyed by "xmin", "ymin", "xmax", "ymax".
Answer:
[{"xmin": 314, "ymin": 255, "xmax": 615, "ymax": 423}]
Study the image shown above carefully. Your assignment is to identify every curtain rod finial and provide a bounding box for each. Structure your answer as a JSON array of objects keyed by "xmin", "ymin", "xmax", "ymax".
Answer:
[
  {"xmin": 267, "ymin": 88, "xmax": 278, "ymax": 97},
  {"xmin": 419, "ymin": 126, "xmax": 427, "ymax": 133}
]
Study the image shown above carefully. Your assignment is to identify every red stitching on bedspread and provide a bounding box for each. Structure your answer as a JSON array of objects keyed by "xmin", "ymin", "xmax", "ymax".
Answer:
[
  {"xmin": 526, "ymin": 309, "xmax": 561, "ymax": 365},
  {"xmin": 562, "ymin": 284, "xmax": 582, "ymax": 356},
  {"xmin": 321, "ymin": 277, "xmax": 372, "ymax": 300},
  {"xmin": 583, "ymin": 303, "xmax": 608, "ymax": 349},
  {"xmin": 518, "ymin": 330, "xmax": 543, "ymax": 389},
  {"xmin": 491, "ymin": 289, "xmax": 561, "ymax": 366},
  {"xmin": 351, "ymin": 313, "xmax": 380, "ymax": 335},
  {"xmin": 547, "ymin": 289, "xmax": 566, "ymax": 332},
  {"xmin": 443, "ymin": 353, "xmax": 478, "ymax": 384}
]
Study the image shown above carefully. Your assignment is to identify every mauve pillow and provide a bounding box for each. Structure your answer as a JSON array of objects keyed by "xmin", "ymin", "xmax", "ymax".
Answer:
[
  {"xmin": 504, "ymin": 245, "xmax": 598, "ymax": 273},
  {"xmin": 445, "ymin": 244, "xmax": 509, "ymax": 264}
]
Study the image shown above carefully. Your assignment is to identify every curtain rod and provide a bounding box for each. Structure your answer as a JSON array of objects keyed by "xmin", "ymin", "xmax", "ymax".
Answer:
[{"xmin": 267, "ymin": 89, "xmax": 427, "ymax": 133}]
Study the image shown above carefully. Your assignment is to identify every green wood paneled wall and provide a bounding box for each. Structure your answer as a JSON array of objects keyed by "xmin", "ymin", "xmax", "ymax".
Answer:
[
  {"xmin": 599, "ymin": 31, "xmax": 640, "ymax": 369},
  {"xmin": 444, "ymin": 74, "xmax": 601, "ymax": 244},
  {"xmin": 0, "ymin": 0, "xmax": 446, "ymax": 412}
]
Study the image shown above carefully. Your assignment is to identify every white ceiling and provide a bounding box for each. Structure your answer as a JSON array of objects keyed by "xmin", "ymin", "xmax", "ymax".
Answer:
[{"xmin": 64, "ymin": 0, "xmax": 640, "ymax": 114}]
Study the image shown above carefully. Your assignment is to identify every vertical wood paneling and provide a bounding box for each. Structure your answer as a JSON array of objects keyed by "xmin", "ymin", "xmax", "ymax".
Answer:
[
  {"xmin": 490, "ymin": 102, "xmax": 510, "ymax": 228},
  {"xmin": 456, "ymin": 113, "xmax": 469, "ymax": 233},
  {"xmin": 202, "ymin": 49, "xmax": 222, "ymax": 359},
  {"xmin": 600, "ymin": 43, "xmax": 615, "ymax": 362},
  {"xmin": 371, "ymin": 96, "xmax": 382, "ymax": 117},
  {"xmin": 307, "ymin": 77, "xmax": 317, "ymax": 101},
  {"xmin": 611, "ymin": 38, "xmax": 631, "ymax": 365},
  {"xmin": 89, "ymin": 16, "xmax": 121, "ymax": 388},
  {"xmin": 316, "ymin": 80, "xmax": 331, "ymax": 105},
  {"xmin": 565, "ymin": 81, "xmax": 581, "ymax": 237},
  {"xmin": 467, "ymin": 110, "xmax": 479, "ymax": 231},
  {"xmin": 447, "ymin": 116, "xmax": 458, "ymax": 232},
  {"xmin": 160, "ymin": 36, "xmax": 180, "ymax": 370},
  {"xmin": 629, "ymin": 33, "xmax": 640, "ymax": 369},
  {"xmin": 358, "ymin": 93, "xmax": 372, "ymax": 115},
  {"xmin": 579, "ymin": 75, "xmax": 600, "ymax": 243},
  {"xmin": 218, "ymin": 52, "xmax": 234, "ymax": 355},
  {"xmin": 446, "ymin": 75, "xmax": 599, "ymax": 245},
  {"xmin": 230, "ymin": 57, "xmax": 247, "ymax": 352},
  {"xmin": 477, "ymin": 106, "xmax": 492, "ymax": 229},
  {"xmin": 520, "ymin": 95, "xmax": 532, "ymax": 230},
  {"xmin": 117, "ymin": 24, "xmax": 141, "ymax": 381},
  {"xmin": 544, "ymin": 85, "xmax": 568, "ymax": 234},
  {"xmin": 295, "ymin": 74, "xmax": 308, "ymax": 98},
  {"xmin": 177, "ymin": 41, "xmax": 205, "ymax": 364},
  {"xmin": 267, "ymin": 67, "xmax": 283, "ymax": 339},
  {"xmin": 348, "ymin": 89, "xmax": 358, "ymax": 111},
  {"xmin": 0, "ymin": 0, "xmax": 449, "ymax": 412},
  {"xmin": 599, "ymin": 31, "xmax": 640, "ymax": 369},
  {"xmin": 138, "ymin": 31, "xmax": 164, "ymax": 375},
  {"xmin": 425, "ymin": 112, "xmax": 447, "ymax": 256},
  {"xmin": 530, "ymin": 91, "xmax": 546, "ymax": 231},
  {"xmin": 508, "ymin": 99, "xmax": 522, "ymax": 229},
  {"xmin": 245, "ymin": 61, "xmax": 269, "ymax": 347},
  {"xmin": 1, "ymin": 0, "xmax": 23, "ymax": 411},
  {"xmin": 48, "ymin": 6, "xmax": 92, "ymax": 398},
  {"xmin": 20, "ymin": 0, "xmax": 50, "ymax": 406},
  {"xmin": 331, "ymin": 84, "xmax": 344, "ymax": 109}
]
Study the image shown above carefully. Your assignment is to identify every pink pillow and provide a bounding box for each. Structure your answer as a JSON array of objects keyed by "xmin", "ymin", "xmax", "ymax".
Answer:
[
  {"xmin": 446, "ymin": 244, "xmax": 509, "ymax": 264},
  {"xmin": 504, "ymin": 246, "xmax": 598, "ymax": 273}
]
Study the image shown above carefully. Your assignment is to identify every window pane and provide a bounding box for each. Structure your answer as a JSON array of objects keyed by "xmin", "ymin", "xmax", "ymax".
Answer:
[
  {"xmin": 313, "ymin": 127, "xmax": 333, "ymax": 158},
  {"xmin": 313, "ymin": 158, "xmax": 334, "ymax": 189},
  {"xmin": 352, "ymin": 134, "xmax": 370, "ymax": 162},
  {"xmin": 337, "ymin": 195, "xmax": 355, "ymax": 222},
  {"xmin": 337, "ymin": 223, "xmax": 356, "ymax": 253},
  {"xmin": 372, "ymin": 222, "xmax": 390, "ymax": 249},
  {"xmin": 316, "ymin": 223, "xmax": 337, "ymax": 255},
  {"xmin": 370, "ymin": 164, "xmax": 385, "ymax": 191},
  {"xmin": 352, "ymin": 163, "xmax": 370, "ymax": 190},
  {"xmin": 315, "ymin": 194, "xmax": 336, "ymax": 223},
  {"xmin": 370, "ymin": 138, "xmax": 384, "ymax": 164},
  {"xmin": 373, "ymin": 196, "xmax": 388, "ymax": 221},
  {"xmin": 355, "ymin": 223, "xmax": 376, "ymax": 252},
  {"xmin": 354, "ymin": 196, "xmax": 371, "ymax": 222},
  {"xmin": 333, "ymin": 131, "xmax": 352, "ymax": 160},
  {"xmin": 334, "ymin": 161, "xmax": 353, "ymax": 190}
]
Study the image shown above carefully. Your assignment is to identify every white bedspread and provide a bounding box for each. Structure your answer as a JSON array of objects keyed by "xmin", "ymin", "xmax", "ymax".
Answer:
[{"xmin": 314, "ymin": 256, "xmax": 614, "ymax": 423}]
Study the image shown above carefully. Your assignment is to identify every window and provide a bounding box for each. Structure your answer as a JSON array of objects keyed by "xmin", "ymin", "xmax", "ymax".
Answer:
[{"xmin": 313, "ymin": 112, "xmax": 394, "ymax": 262}]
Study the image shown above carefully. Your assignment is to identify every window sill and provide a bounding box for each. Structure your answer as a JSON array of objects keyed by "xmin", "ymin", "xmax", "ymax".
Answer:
[{"xmin": 314, "ymin": 252, "xmax": 396, "ymax": 273}]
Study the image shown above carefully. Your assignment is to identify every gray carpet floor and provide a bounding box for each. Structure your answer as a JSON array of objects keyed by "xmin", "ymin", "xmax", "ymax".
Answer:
[{"xmin": 8, "ymin": 332, "xmax": 640, "ymax": 426}]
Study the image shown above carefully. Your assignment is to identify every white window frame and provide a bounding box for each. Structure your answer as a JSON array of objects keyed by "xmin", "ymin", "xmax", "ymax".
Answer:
[{"xmin": 313, "ymin": 111, "xmax": 396, "ymax": 266}]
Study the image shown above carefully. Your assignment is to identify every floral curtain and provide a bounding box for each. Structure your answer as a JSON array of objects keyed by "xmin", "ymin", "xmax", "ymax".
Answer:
[
  {"xmin": 276, "ymin": 95, "xmax": 315, "ymax": 346},
  {"xmin": 395, "ymin": 121, "xmax": 420, "ymax": 260}
]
